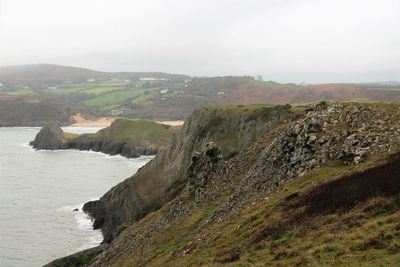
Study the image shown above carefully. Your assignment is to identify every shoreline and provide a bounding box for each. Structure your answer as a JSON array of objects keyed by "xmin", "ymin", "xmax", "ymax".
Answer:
[{"xmin": 1, "ymin": 127, "xmax": 153, "ymax": 266}]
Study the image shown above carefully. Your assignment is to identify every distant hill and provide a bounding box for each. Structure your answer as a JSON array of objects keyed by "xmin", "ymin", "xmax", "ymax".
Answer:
[
  {"xmin": 0, "ymin": 95, "xmax": 97, "ymax": 127},
  {"xmin": 0, "ymin": 64, "xmax": 399, "ymax": 124},
  {"xmin": 0, "ymin": 64, "xmax": 108, "ymax": 87},
  {"xmin": 0, "ymin": 64, "xmax": 189, "ymax": 88}
]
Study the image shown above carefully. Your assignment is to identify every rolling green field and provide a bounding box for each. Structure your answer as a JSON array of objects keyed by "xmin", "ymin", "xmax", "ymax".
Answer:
[
  {"xmin": 82, "ymin": 88, "xmax": 156, "ymax": 107},
  {"xmin": 45, "ymin": 86, "xmax": 91, "ymax": 94},
  {"xmin": 5, "ymin": 89, "xmax": 36, "ymax": 95},
  {"xmin": 367, "ymin": 87, "xmax": 400, "ymax": 92},
  {"xmin": 131, "ymin": 88, "xmax": 159, "ymax": 104},
  {"xmin": 79, "ymin": 86, "xmax": 124, "ymax": 95}
]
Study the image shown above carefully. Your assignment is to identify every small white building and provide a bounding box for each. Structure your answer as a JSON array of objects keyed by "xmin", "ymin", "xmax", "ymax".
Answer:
[
  {"xmin": 140, "ymin": 77, "xmax": 168, "ymax": 81},
  {"xmin": 111, "ymin": 109, "xmax": 124, "ymax": 116}
]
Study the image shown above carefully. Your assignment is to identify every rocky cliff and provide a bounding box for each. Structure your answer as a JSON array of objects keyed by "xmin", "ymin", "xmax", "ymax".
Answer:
[
  {"xmin": 82, "ymin": 104, "xmax": 296, "ymax": 242},
  {"xmin": 48, "ymin": 102, "xmax": 400, "ymax": 266}
]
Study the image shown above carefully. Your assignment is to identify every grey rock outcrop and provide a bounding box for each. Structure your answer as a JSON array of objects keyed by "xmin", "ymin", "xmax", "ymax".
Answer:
[
  {"xmin": 211, "ymin": 102, "xmax": 400, "ymax": 219},
  {"xmin": 29, "ymin": 121, "xmax": 65, "ymax": 150}
]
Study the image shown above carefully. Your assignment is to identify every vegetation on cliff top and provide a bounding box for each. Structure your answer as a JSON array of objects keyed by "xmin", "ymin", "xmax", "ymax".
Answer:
[{"xmin": 81, "ymin": 118, "xmax": 180, "ymax": 148}]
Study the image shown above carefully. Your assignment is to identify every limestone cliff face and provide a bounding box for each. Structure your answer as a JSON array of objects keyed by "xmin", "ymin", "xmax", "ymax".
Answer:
[
  {"xmin": 83, "ymin": 105, "xmax": 295, "ymax": 242},
  {"xmin": 29, "ymin": 121, "xmax": 65, "ymax": 150}
]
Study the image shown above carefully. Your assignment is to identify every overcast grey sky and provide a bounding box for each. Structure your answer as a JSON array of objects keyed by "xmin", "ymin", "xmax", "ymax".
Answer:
[{"xmin": 0, "ymin": 0, "xmax": 399, "ymax": 83}]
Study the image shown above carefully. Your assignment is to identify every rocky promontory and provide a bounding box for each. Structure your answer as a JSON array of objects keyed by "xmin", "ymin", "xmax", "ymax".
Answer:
[{"xmin": 30, "ymin": 119, "xmax": 178, "ymax": 158}]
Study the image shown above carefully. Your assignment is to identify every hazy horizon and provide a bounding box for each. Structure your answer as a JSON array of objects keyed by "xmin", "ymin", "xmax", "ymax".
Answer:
[{"xmin": 1, "ymin": 0, "xmax": 399, "ymax": 83}]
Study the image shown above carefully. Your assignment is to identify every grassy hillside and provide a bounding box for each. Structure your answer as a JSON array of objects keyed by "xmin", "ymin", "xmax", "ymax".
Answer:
[
  {"xmin": 91, "ymin": 118, "xmax": 179, "ymax": 147},
  {"xmin": 0, "ymin": 95, "xmax": 96, "ymax": 126},
  {"xmin": 66, "ymin": 118, "xmax": 180, "ymax": 150},
  {"xmin": 82, "ymin": 88, "xmax": 152, "ymax": 107},
  {"xmin": 47, "ymin": 154, "xmax": 400, "ymax": 266},
  {"xmin": 118, "ymin": 154, "xmax": 399, "ymax": 266}
]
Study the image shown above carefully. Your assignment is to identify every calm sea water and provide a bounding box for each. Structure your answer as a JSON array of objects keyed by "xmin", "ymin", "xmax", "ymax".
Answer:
[{"xmin": 0, "ymin": 127, "xmax": 152, "ymax": 267}]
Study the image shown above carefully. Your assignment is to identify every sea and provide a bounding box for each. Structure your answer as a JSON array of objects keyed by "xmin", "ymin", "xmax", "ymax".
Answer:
[{"xmin": 0, "ymin": 127, "xmax": 152, "ymax": 267}]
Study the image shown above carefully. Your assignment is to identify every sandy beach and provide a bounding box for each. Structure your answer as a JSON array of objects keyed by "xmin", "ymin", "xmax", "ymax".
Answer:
[
  {"xmin": 70, "ymin": 114, "xmax": 115, "ymax": 127},
  {"xmin": 70, "ymin": 114, "xmax": 184, "ymax": 127},
  {"xmin": 154, "ymin": 120, "xmax": 185, "ymax": 126}
]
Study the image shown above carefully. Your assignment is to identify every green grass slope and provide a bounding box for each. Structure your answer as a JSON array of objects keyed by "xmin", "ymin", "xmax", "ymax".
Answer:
[
  {"xmin": 94, "ymin": 118, "xmax": 179, "ymax": 147},
  {"xmin": 110, "ymin": 156, "xmax": 400, "ymax": 267},
  {"xmin": 66, "ymin": 118, "xmax": 180, "ymax": 150}
]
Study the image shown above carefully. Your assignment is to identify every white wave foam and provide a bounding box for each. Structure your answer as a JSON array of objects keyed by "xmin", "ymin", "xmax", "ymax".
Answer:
[
  {"xmin": 70, "ymin": 150, "xmax": 104, "ymax": 156},
  {"xmin": 13, "ymin": 127, "xmax": 40, "ymax": 131},
  {"xmin": 74, "ymin": 210, "xmax": 94, "ymax": 230},
  {"xmin": 103, "ymin": 154, "xmax": 125, "ymax": 159},
  {"xmin": 19, "ymin": 142, "xmax": 32, "ymax": 148},
  {"xmin": 56, "ymin": 198, "xmax": 99, "ymax": 213},
  {"xmin": 58, "ymin": 200, "xmax": 103, "ymax": 251},
  {"xmin": 35, "ymin": 149, "xmax": 64, "ymax": 153},
  {"xmin": 138, "ymin": 155, "xmax": 155, "ymax": 161},
  {"xmin": 77, "ymin": 232, "xmax": 103, "ymax": 251}
]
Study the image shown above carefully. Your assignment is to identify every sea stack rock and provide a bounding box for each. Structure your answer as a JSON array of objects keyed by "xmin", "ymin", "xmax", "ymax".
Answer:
[{"xmin": 30, "ymin": 121, "xmax": 64, "ymax": 150}]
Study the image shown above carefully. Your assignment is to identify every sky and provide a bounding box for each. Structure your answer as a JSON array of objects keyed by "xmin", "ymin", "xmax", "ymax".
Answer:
[{"xmin": 0, "ymin": 0, "xmax": 399, "ymax": 83}]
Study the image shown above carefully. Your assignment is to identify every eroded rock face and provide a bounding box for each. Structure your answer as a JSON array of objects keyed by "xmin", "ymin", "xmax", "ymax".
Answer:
[
  {"xmin": 83, "ymin": 105, "xmax": 295, "ymax": 242},
  {"xmin": 212, "ymin": 102, "xmax": 400, "ymax": 218},
  {"xmin": 188, "ymin": 143, "xmax": 222, "ymax": 203},
  {"xmin": 29, "ymin": 121, "xmax": 64, "ymax": 150},
  {"xmin": 66, "ymin": 137, "xmax": 158, "ymax": 158}
]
